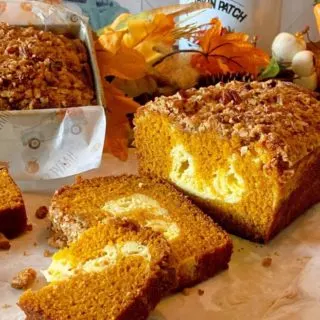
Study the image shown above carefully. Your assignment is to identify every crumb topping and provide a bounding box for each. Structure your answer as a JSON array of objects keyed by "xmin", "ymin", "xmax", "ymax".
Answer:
[
  {"xmin": 0, "ymin": 168, "xmax": 23, "ymax": 211},
  {"xmin": 11, "ymin": 268, "xmax": 37, "ymax": 290},
  {"xmin": 142, "ymin": 80, "xmax": 320, "ymax": 172},
  {"xmin": 0, "ymin": 23, "xmax": 95, "ymax": 110}
]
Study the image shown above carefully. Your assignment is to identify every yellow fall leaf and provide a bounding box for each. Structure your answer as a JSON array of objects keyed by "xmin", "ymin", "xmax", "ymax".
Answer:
[
  {"xmin": 95, "ymin": 4, "xmax": 215, "ymax": 160},
  {"xmin": 98, "ymin": 13, "xmax": 178, "ymax": 64},
  {"xmin": 96, "ymin": 29, "xmax": 125, "ymax": 54},
  {"xmin": 121, "ymin": 13, "xmax": 176, "ymax": 63},
  {"xmin": 96, "ymin": 45, "xmax": 147, "ymax": 80}
]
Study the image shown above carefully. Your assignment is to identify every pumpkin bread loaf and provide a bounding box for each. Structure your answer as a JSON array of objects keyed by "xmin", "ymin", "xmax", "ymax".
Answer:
[
  {"xmin": 49, "ymin": 175, "xmax": 232, "ymax": 289},
  {"xmin": 19, "ymin": 220, "xmax": 175, "ymax": 320},
  {"xmin": 0, "ymin": 168, "xmax": 27, "ymax": 238},
  {"xmin": 134, "ymin": 80, "xmax": 320, "ymax": 243}
]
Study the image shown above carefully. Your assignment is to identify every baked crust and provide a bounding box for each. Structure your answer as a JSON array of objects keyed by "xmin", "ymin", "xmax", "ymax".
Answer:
[
  {"xmin": 0, "ymin": 168, "xmax": 27, "ymax": 238},
  {"xmin": 141, "ymin": 80, "xmax": 320, "ymax": 179},
  {"xmin": 0, "ymin": 206, "xmax": 27, "ymax": 239}
]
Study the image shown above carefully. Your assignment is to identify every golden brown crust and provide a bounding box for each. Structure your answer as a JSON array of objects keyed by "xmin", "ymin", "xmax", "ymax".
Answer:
[
  {"xmin": 266, "ymin": 149, "xmax": 320, "ymax": 242},
  {"xmin": 139, "ymin": 80, "xmax": 320, "ymax": 175},
  {"xmin": 0, "ymin": 168, "xmax": 27, "ymax": 239}
]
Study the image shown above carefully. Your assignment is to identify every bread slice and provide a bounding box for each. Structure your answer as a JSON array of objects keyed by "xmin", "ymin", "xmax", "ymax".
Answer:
[
  {"xmin": 49, "ymin": 175, "xmax": 232, "ymax": 289},
  {"xmin": 19, "ymin": 219, "xmax": 175, "ymax": 320},
  {"xmin": 134, "ymin": 80, "xmax": 320, "ymax": 243},
  {"xmin": 0, "ymin": 168, "xmax": 27, "ymax": 238}
]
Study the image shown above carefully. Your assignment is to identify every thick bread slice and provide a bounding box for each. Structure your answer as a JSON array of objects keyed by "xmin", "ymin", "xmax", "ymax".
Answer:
[
  {"xmin": 19, "ymin": 220, "xmax": 175, "ymax": 320},
  {"xmin": 49, "ymin": 175, "xmax": 232, "ymax": 289}
]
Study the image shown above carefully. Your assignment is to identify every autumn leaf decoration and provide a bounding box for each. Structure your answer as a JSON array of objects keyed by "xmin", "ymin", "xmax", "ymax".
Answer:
[
  {"xmin": 96, "ymin": 7, "xmax": 270, "ymax": 161},
  {"xmin": 190, "ymin": 18, "xmax": 270, "ymax": 76},
  {"xmin": 96, "ymin": 8, "xmax": 199, "ymax": 160}
]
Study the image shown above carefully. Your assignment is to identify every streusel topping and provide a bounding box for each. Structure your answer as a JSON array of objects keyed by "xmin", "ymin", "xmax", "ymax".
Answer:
[
  {"xmin": 142, "ymin": 80, "xmax": 320, "ymax": 170},
  {"xmin": 0, "ymin": 23, "xmax": 95, "ymax": 110}
]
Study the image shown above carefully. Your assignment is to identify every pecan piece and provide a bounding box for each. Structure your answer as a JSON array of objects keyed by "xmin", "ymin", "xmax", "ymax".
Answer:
[
  {"xmin": 11, "ymin": 268, "xmax": 37, "ymax": 290},
  {"xmin": 221, "ymin": 89, "xmax": 242, "ymax": 104}
]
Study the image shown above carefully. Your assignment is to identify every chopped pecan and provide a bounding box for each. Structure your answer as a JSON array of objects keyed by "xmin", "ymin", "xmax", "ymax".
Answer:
[
  {"xmin": 221, "ymin": 89, "xmax": 242, "ymax": 105},
  {"xmin": 35, "ymin": 206, "xmax": 49, "ymax": 219},
  {"xmin": 11, "ymin": 268, "xmax": 37, "ymax": 290}
]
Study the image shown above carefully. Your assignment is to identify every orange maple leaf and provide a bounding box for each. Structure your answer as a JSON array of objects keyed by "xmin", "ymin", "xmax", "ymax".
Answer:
[
  {"xmin": 95, "ymin": 7, "xmax": 210, "ymax": 160},
  {"xmin": 191, "ymin": 18, "xmax": 269, "ymax": 76},
  {"xmin": 96, "ymin": 36, "xmax": 148, "ymax": 160},
  {"xmin": 103, "ymin": 82, "xmax": 140, "ymax": 161}
]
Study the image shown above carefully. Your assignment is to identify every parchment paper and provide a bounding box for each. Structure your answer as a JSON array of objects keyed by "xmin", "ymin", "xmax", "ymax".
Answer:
[
  {"xmin": 0, "ymin": 107, "xmax": 106, "ymax": 182},
  {"xmin": 1, "ymin": 150, "xmax": 320, "ymax": 320},
  {"xmin": 0, "ymin": 1, "xmax": 106, "ymax": 187}
]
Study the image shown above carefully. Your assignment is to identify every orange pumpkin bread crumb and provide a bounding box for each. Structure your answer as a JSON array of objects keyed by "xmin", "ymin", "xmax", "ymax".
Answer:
[
  {"xmin": 19, "ymin": 220, "xmax": 175, "ymax": 320},
  {"xmin": 134, "ymin": 80, "xmax": 320, "ymax": 242},
  {"xmin": 49, "ymin": 175, "xmax": 232, "ymax": 289}
]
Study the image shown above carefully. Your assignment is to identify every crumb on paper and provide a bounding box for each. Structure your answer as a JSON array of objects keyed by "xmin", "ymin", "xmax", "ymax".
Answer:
[
  {"xmin": 43, "ymin": 249, "xmax": 54, "ymax": 257},
  {"xmin": 262, "ymin": 257, "xmax": 272, "ymax": 267},
  {"xmin": 48, "ymin": 235, "xmax": 65, "ymax": 249},
  {"xmin": 182, "ymin": 288, "xmax": 192, "ymax": 296},
  {"xmin": 198, "ymin": 289, "xmax": 205, "ymax": 296},
  {"xmin": 2, "ymin": 304, "xmax": 11, "ymax": 309},
  {"xmin": 11, "ymin": 268, "xmax": 37, "ymax": 290},
  {"xmin": 35, "ymin": 206, "xmax": 49, "ymax": 219},
  {"xmin": 23, "ymin": 251, "xmax": 31, "ymax": 256},
  {"xmin": 274, "ymin": 251, "xmax": 279, "ymax": 256},
  {"xmin": 33, "ymin": 242, "xmax": 38, "ymax": 247},
  {"xmin": 0, "ymin": 233, "xmax": 10, "ymax": 250},
  {"xmin": 26, "ymin": 224, "xmax": 33, "ymax": 231}
]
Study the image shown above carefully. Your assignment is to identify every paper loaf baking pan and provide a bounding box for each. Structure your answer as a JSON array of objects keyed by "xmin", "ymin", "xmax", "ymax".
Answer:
[{"xmin": 0, "ymin": 2, "xmax": 106, "ymax": 190}]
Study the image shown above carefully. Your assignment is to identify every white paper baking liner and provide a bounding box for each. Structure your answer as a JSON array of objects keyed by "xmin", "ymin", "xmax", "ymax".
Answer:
[{"xmin": 0, "ymin": 106, "xmax": 106, "ymax": 184}]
